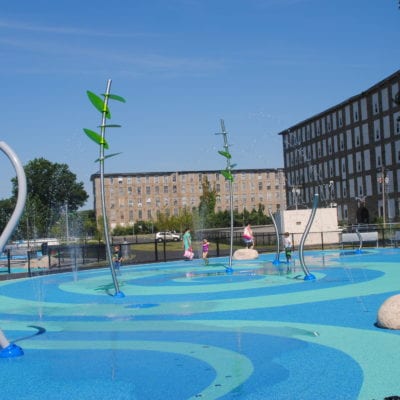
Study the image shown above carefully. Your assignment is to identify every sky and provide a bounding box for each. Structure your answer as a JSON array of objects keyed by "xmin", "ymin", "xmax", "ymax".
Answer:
[{"xmin": 0, "ymin": 0, "xmax": 399, "ymax": 209}]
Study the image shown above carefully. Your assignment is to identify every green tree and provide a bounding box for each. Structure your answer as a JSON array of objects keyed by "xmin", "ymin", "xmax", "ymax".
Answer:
[
  {"xmin": 198, "ymin": 177, "xmax": 217, "ymax": 228},
  {"xmin": 0, "ymin": 198, "xmax": 15, "ymax": 236},
  {"xmin": 79, "ymin": 209, "xmax": 98, "ymax": 238},
  {"xmin": 11, "ymin": 158, "xmax": 88, "ymax": 238}
]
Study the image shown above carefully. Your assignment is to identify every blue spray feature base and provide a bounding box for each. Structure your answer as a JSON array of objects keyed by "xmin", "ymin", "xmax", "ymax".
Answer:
[
  {"xmin": 272, "ymin": 258, "xmax": 283, "ymax": 265},
  {"xmin": 225, "ymin": 267, "xmax": 234, "ymax": 274},
  {"xmin": 304, "ymin": 274, "xmax": 316, "ymax": 281},
  {"xmin": 0, "ymin": 343, "xmax": 24, "ymax": 358},
  {"xmin": 355, "ymin": 249, "xmax": 363, "ymax": 254},
  {"xmin": 113, "ymin": 291, "xmax": 125, "ymax": 298}
]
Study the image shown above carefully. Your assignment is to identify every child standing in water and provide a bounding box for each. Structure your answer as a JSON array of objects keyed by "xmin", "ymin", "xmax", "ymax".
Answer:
[
  {"xmin": 202, "ymin": 238, "xmax": 210, "ymax": 265},
  {"xmin": 283, "ymin": 232, "xmax": 292, "ymax": 262},
  {"xmin": 113, "ymin": 245, "xmax": 123, "ymax": 272},
  {"xmin": 283, "ymin": 232, "xmax": 293, "ymax": 272}
]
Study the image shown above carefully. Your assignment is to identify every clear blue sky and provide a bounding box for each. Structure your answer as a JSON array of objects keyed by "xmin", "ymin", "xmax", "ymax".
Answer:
[{"xmin": 0, "ymin": 0, "xmax": 399, "ymax": 209}]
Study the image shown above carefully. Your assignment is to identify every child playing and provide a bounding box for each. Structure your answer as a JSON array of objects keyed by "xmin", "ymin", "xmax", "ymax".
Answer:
[
  {"xmin": 283, "ymin": 232, "xmax": 292, "ymax": 262},
  {"xmin": 283, "ymin": 232, "xmax": 292, "ymax": 272},
  {"xmin": 113, "ymin": 245, "xmax": 123, "ymax": 272},
  {"xmin": 202, "ymin": 238, "xmax": 210, "ymax": 265}
]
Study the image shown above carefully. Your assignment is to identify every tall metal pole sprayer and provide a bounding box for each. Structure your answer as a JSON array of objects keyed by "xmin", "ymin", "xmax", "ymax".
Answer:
[
  {"xmin": 83, "ymin": 79, "xmax": 126, "ymax": 297},
  {"xmin": 216, "ymin": 119, "xmax": 236, "ymax": 272}
]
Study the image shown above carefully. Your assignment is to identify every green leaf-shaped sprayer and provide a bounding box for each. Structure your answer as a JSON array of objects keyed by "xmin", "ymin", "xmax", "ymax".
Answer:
[
  {"xmin": 83, "ymin": 79, "xmax": 126, "ymax": 298},
  {"xmin": 216, "ymin": 119, "xmax": 235, "ymax": 270}
]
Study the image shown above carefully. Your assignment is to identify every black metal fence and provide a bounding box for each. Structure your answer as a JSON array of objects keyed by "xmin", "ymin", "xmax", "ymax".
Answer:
[{"xmin": 1, "ymin": 226, "xmax": 399, "ymax": 279}]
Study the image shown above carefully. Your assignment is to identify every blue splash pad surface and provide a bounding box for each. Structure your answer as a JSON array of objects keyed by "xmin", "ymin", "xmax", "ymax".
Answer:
[
  {"xmin": 1, "ymin": 248, "xmax": 400, "ymax": 399},
  {"xmin": 1, "ymin": 331, "xmax": 361, "ymax": 400}
]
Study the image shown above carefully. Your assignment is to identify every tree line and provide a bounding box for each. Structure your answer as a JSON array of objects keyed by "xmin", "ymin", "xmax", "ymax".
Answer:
[{"xmin": 0, "ymin": 159, "xmax": 272, "ymax": 242}]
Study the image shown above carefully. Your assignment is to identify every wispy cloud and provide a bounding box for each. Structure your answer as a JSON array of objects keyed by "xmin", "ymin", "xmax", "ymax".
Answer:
[
  {"xmin": 0, "ymin": 18, "xmax": 147, "ymax": 38},
  {"xmin": 0, "ymin": 35, "xmax": 225, "ymax": 77}
]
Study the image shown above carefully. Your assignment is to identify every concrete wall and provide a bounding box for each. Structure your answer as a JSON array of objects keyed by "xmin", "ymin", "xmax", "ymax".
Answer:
[{"xmin": 274, "ymin": 207, "xmax": 340, "ymax": 246}]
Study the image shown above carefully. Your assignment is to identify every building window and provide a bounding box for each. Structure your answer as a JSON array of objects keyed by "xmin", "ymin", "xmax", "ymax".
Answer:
[
  {"xmin": 164, "ymin": 186, "xmax": 168, "ymax": 194},
  {"xmin": 258, "ymin": 182, "xmax": 263, "ymax": 190}
]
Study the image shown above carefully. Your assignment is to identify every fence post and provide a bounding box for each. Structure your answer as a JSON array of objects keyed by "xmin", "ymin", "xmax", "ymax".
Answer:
[
  {"xmin": 163, "ymin": 239, "xmax": 167, "ymax": 262},
  {"xmin": 7, "ymin": 249, "xmax": 11, "ymax": 274},
  {"xmin": 27, "ymin": 251, "xmax": 32, "ymax": 277},
  {"xmin": 155, "ymin": 240, "xmax": 159, "ymax": 262}
]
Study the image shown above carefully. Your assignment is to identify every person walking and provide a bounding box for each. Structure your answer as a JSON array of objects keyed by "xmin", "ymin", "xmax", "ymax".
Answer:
[
  {"xmin": 202, "ymin": 238, "xmax": 210, "ymax": 265},
  {"xmin": 183, "ymin": 228, "xmax": 194, "ymax": 260}
]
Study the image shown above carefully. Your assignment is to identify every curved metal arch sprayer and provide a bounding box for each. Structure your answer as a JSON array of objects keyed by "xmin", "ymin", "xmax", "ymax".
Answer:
[
  {"xmin": 0, "ymin": 142, "xmax": 27, "ymax": 251},
  {"xmin": 355, "ymin": 229, "xmax": 363, "ymax": 254},
  {"xmin": 269, "ymin": 208, "xmax": 280, "ymax": 264},
  {"xmin": 298, "ymin": 193, "xmax": 318, "ymax": 281},
  {"xmin": 0, "ymin": 141, "xmax": 27, "ymax": 357}
]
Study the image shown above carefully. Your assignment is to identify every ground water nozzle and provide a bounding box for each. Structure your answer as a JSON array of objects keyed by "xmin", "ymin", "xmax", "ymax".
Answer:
[{"xmin": 0, "ymin": 343, "xmax": 24, "ymax": 358}]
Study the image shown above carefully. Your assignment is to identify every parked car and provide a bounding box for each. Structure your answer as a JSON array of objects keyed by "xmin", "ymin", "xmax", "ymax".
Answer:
[{"xmin": 155, "ymin": 231, "xmax": 182, "ymax": 242}]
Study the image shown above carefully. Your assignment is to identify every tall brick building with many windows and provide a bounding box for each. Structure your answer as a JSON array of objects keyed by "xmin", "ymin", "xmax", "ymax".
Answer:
[
  {"xmin": 279, "ymin": 70, "xmax": 400, "ymax": 224},
  {"xmin": 91, "ymin": 168, "xmax": 286, "ymax": 229}
]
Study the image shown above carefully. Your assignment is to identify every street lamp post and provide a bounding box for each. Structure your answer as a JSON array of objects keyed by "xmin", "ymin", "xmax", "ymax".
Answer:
[{"xmin": 377, "ymin": 171, "xmax": 389, "ymax": 229}]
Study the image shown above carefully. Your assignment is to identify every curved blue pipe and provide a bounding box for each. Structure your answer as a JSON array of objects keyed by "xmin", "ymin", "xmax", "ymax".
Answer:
[
  {"xmin": 298, "ymin": 193, "xmax": 318, "ymax": 280},
  {"xmin": 269, "ymin": 208, "xmax": 280, "ymax": 264}
]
